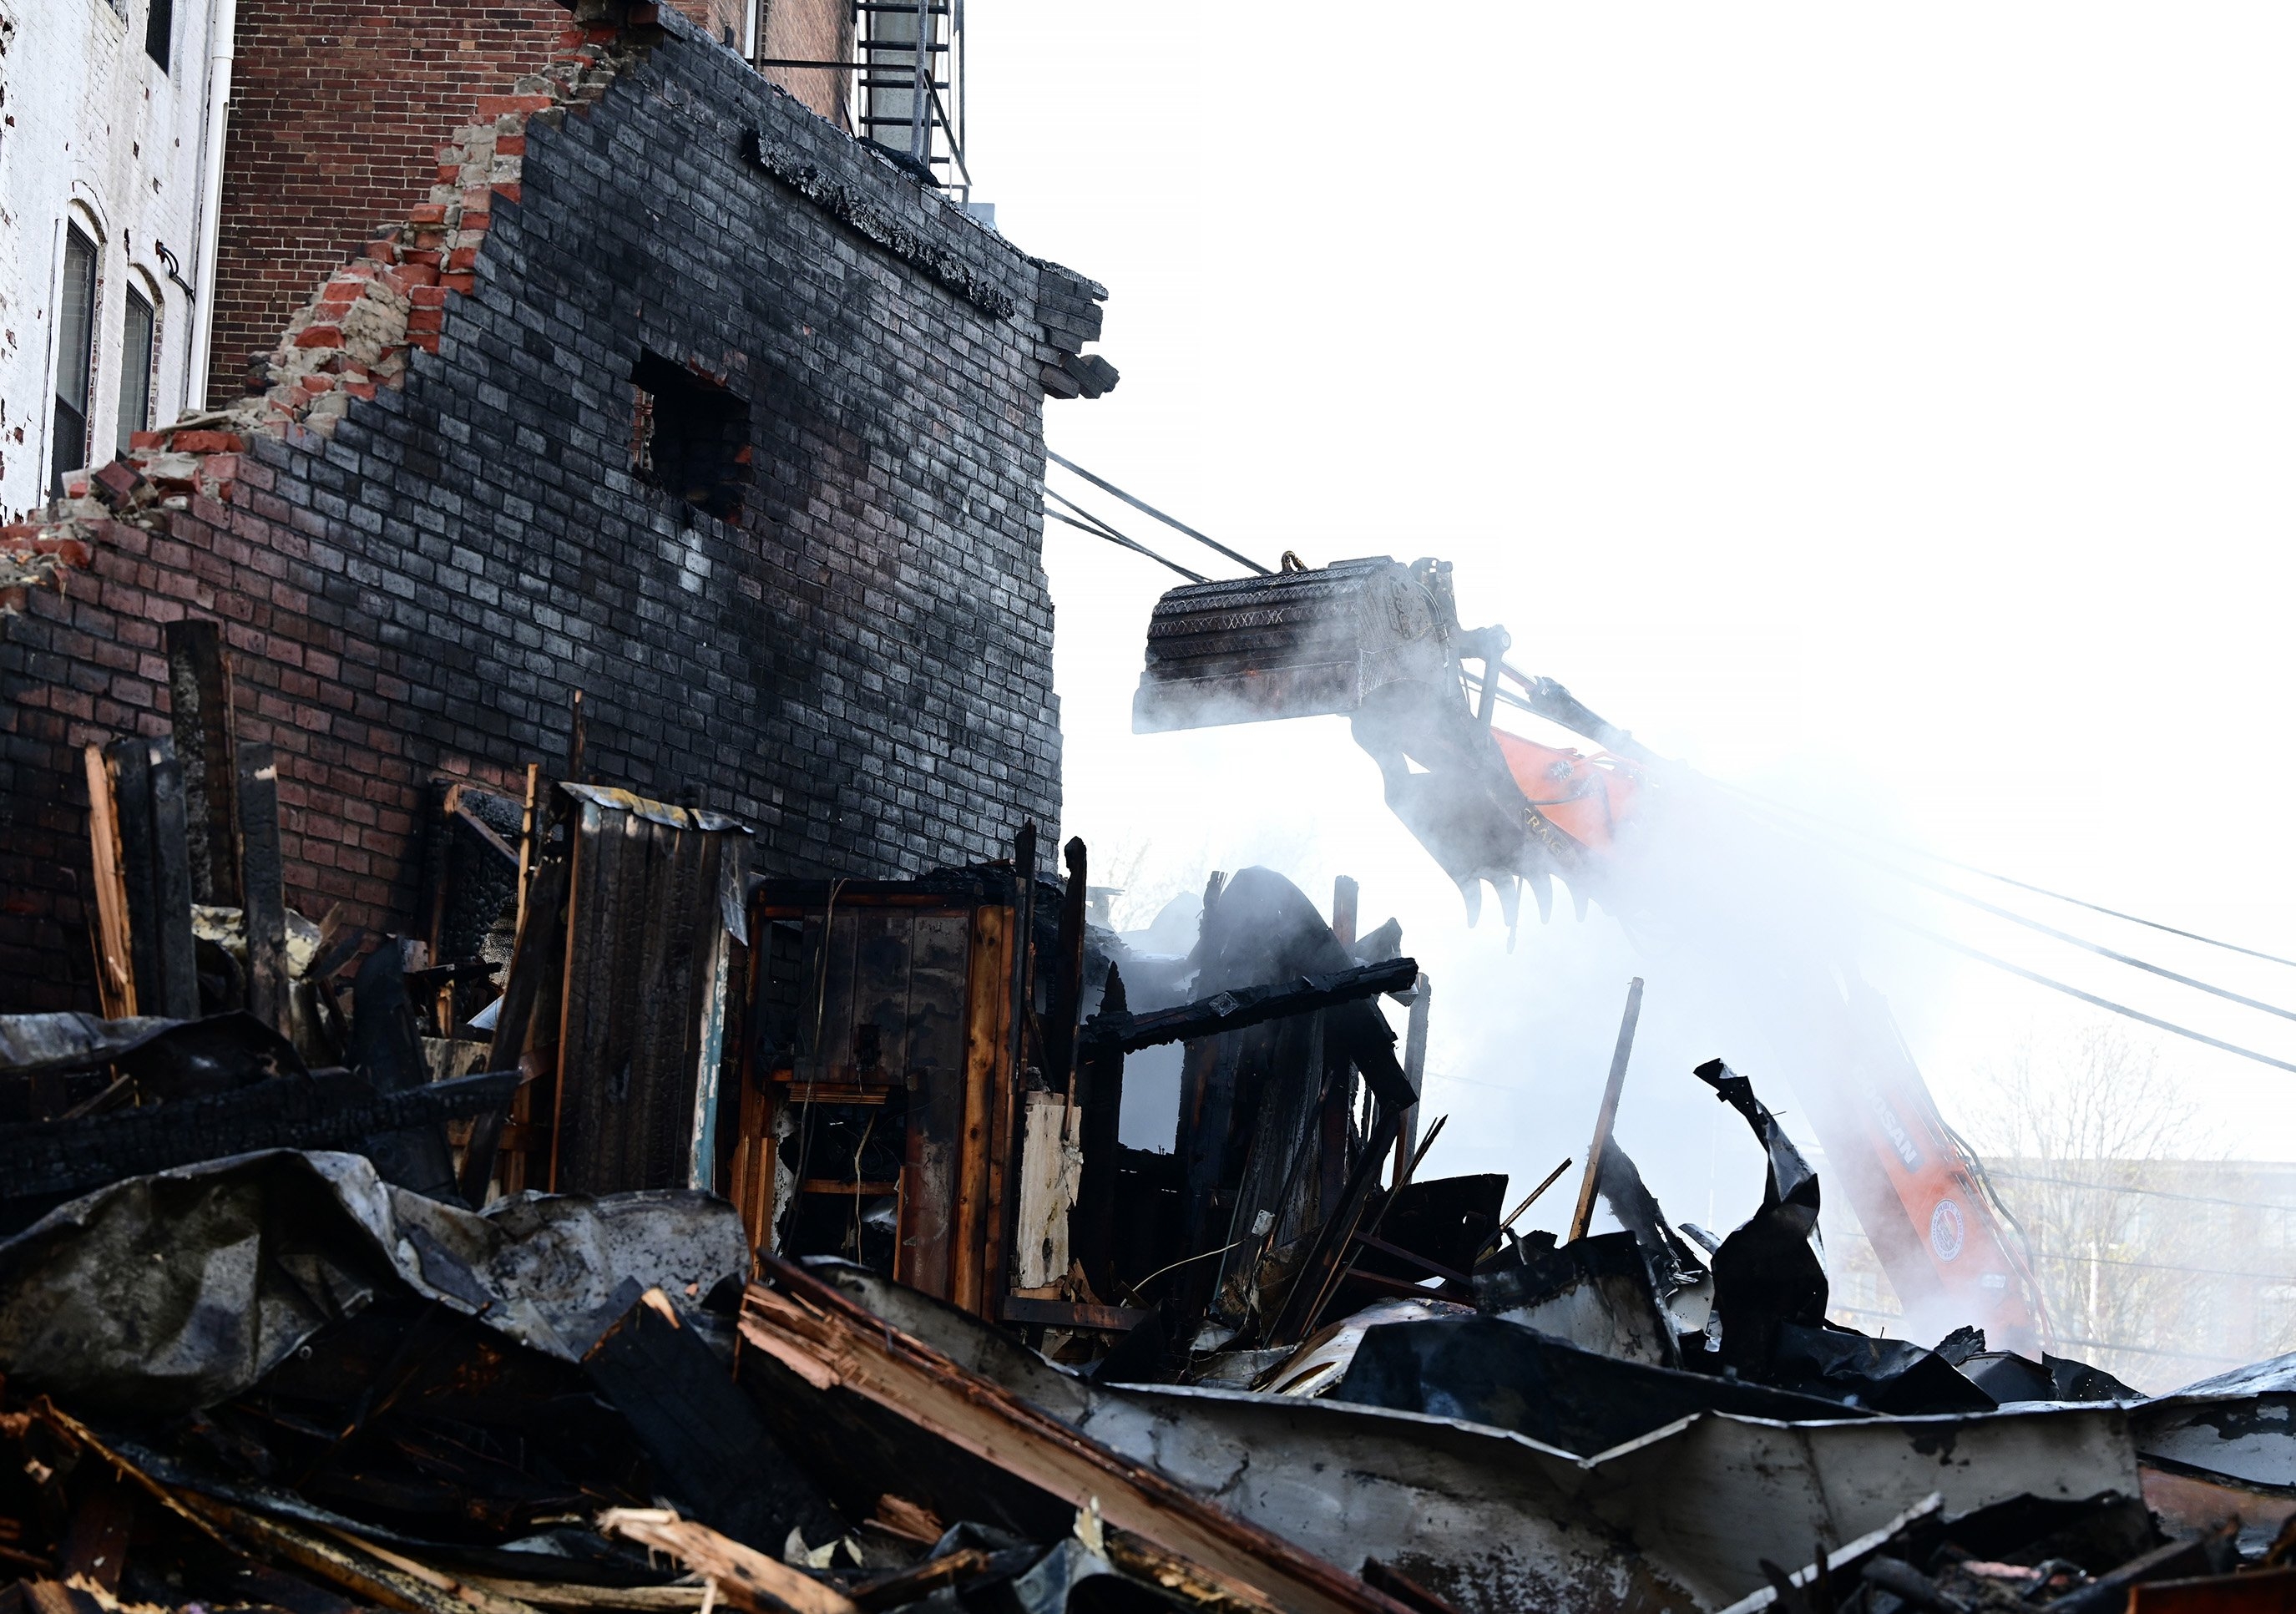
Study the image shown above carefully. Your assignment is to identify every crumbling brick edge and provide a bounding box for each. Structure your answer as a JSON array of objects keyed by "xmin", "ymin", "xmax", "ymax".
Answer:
[
  {"xmin": 742, "ymin": 130, "xmax": 1019, "ymax": 320},
  {"xmin": 1, "ymin": 0, "xmax": 665, "ymax": 606}
]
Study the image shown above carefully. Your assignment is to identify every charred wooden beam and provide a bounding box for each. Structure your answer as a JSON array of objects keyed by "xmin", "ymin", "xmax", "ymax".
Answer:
[
  {"xmin": 1266, "ymin": 1100, "xmax": 1408, "ymax": 1347},
  {"xmin": 740, "ymin": 1256, "xmax": 1416, "ymax": 1614},
  {"xmin": 349, "ymin": 940, "xmax": 462, "ymax": 1202},
  {"xmin": 1081, "ymin": 957, "xmax": 1417, "ymax": 1055},
  {"xmin": 599, "ymin": 1509, "xmax": 857, "ymax": 1614},
  {"xmin": 1048, "ymin": 835, "xmax": 1089, "ymax": 1092},
  {"xmin": 164, "ymin": 619, "xmax": 240, "ymax": 908},
  {"xmin": 582, "ymin": 1290, "xmax": 838, "ymax": 1552},
  {"xmin": 997, "ymin": 1295, "xmax": 1152, "ymax": 1332},
  {"xmin": 1070, "ymin": 961, "xmax": 1127, "ymax": 1299},
  {"xmin": 147, "ymin": 746, "xmax": 200, "ymax": 1020},
  {"xmin": 0, "ymin": 1068, "xmax": 519, "ymax": 1202},
  {"xmin": 1393, "ymin": 973, "xmax": 1429, "ymax": 1187},
  {"xmin": 850, "ymin": 1549, "xmax": 994, "ymax": 1611},
  {"xmin": 235, "ymin": 742, "xmax": 288, "ymax": 1037}
]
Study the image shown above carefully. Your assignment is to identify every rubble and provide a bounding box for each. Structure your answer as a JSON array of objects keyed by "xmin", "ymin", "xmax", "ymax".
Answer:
[{"xmin": 12, "ymin": 654, "xmax": 2296, "ymax": 1612}]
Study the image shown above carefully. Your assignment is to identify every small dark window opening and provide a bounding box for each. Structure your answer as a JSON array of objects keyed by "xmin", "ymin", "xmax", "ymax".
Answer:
[
  {"xmin": 51, "ymin": 226, "xmax": 99, "ymax": 498},
  {"xmin": 630, "ymin": 352, "xmax": 752, "ymax": 521},
  {"xmin": 145, "ymin": 0, "xmax": 173, "ymax": 70}
]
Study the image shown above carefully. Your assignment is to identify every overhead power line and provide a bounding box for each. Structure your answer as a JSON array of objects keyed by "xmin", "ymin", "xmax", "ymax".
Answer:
[
  {"xmin": 1982, "ymin": 1167, "xmax": 2296, "ymax": 1215},
  {"xmin": 1043, "ymin": 509, "xmax": 1204, "ymax": 581},
  {"xmin": 1734, "ymin": 797, "xmax": 2296, "ymax": 1025},
  {"xmin": 1042, "ymin": 489, "xmax": 1206, "ymax": 582},
  {"xmin": 1042, "ymin": 459, "xmax": 2296, "ymax": 1049},
  {"xmin": 1045, "ymin": 451, "xmax": 1274, "ymax": 577},
  {"xmin": 2026, "ymin": 1247, "xmax": 2296, "ymax": 1284},
  {"xmin": 1723, "ymin": 780, "xmax": 2296, "ymax": 971},
  {"xmin": 1883, "ymin": 917, "xmax": 2296, "ymax": 1076}
]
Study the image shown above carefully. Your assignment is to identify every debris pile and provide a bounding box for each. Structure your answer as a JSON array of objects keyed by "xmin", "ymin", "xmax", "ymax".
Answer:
[{"xmin": 10, "ymin": 726, "xmax": 2296, "ymax": 1611}]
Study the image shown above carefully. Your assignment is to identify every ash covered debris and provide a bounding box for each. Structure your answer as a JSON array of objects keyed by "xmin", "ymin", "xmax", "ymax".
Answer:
[
  {"xmin": 13, "ymin": 562, "xmax": 2296, "ymax": 1614},
  {"xmin": 1, "ymin": 8, "xmax": 2290, "ymax": 1606},
  {"xmin": 12, "ymin": 797, "xmax": 2296, "ymax": 1614}
]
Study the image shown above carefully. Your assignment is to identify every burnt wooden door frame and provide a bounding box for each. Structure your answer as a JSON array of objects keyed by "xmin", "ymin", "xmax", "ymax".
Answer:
[{"xmin": 736, "ymin": 883, "xmax": 1021, "ymax": 1320}]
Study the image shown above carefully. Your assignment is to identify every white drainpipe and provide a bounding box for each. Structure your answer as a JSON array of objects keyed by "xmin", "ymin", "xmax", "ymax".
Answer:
[{"xmin": 184, "ymin": 0, "xmax": 236, "ymax": 412}]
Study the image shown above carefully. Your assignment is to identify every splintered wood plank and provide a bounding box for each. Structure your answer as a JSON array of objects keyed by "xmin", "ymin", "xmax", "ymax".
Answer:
[
  {"xmin": 82, "ymin": 743, "xmax": 136, "ymax": 1018},
  {"xmin": 1012, "ymin": 1090, "xmax": 1080, "ymax": 1290},
  {"xmin": 951, "ymin": 904, "xmax": 1009, "ymax": 1315},
  {"xmin": 740, "ymin": 1261, "xmax": 1411, "ymax": 1614},
  {"xmin": 487, "ymin": 834, "xmax": 571, "ymax": 1201},
  {"xmin": 57, "ymin": 1470, "xmax": 135, "ymax": 1591},
  {"xmin": 109, "ymin": 736, "xmax": 164, "ymax": 1015},
  {"xmin": 730, "ymin": 1067, "xmax": 779, "ymax": 1252},
  {"xmin": 598, "ymin": 1510, "xmax": 857, "ymax": 1614}
]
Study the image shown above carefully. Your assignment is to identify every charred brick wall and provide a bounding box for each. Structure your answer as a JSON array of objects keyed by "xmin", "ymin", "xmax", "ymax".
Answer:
[{"xmin": 2, "ymin": 8, "xmax": 1105, "ymax": 1010}]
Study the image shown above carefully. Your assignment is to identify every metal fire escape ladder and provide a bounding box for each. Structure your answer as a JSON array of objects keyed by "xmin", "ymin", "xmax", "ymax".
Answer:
[
  {"xmin": 746, "ymin": 0, "xmax": 973, "ymax": 202},
  {"xmin": 857, "ymin": 0, "xmax": 970, "ymax": 198}
]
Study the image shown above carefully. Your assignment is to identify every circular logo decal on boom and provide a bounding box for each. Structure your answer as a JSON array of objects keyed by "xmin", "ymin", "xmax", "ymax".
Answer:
[{"xmin": 1929, "ymin": 1198, "xmax": 1967, "ymax": 1262}]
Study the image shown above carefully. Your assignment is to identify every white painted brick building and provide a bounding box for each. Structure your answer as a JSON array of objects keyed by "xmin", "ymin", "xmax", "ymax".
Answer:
[{"xmin": 0, "ymin": 0, "xmax": 232, "ymax": 519}]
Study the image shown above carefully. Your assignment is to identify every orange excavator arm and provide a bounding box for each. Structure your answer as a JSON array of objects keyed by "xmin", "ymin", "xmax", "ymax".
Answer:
[{"xmin": 1133, "ymin": 556, "xmax": 2049, "ymax": 1353}]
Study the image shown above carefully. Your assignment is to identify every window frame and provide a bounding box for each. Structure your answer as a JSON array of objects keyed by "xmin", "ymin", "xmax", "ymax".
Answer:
[
  {"xmin": 144, "ymin": 0, "xmax": 173, "ymax": 71},
  {"xmin": 117, "ymin": 282, "xmax": 159, "ymax": 456},
  {"xmin": 51, "ymin": 224, "xmax": 101, "ymax": 498}
]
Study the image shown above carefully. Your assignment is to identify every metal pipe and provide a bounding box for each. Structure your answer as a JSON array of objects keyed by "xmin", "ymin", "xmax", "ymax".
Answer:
[
  {"xmin": 908, "ymin": 0, "xmax": 930, "ymax": 166},
  {"xmin": 185, "ymin": 0, "xmax": 235, "ymax": 411},
  {"xmin": 953, "ymin": 0, "xmax": 965, "ymax": 200}
]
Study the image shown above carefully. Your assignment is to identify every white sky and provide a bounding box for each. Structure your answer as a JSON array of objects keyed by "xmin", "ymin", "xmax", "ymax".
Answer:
[{"xmin": 965, "ymin": 5, "xmax": 2296, "ymax": 1237}]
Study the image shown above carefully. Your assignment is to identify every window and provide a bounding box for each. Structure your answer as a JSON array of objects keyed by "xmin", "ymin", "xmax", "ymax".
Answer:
[
  {"xmin": 630, "ymin": 352, "xmax": 752, "ymax": 520},
  {"xmin": 117, "ymin": 286, "xmax": 156, "ymax": 454},
  {"xmin": 144, "ymin": 0, "xmax": 172, "ymax": 69},
  {"xmin": 51, "ymin": 226, "xmax": 99, "ymax": 497}
]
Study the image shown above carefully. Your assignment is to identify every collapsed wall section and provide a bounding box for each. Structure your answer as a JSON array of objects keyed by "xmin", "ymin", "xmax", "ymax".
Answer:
[
  {"xmin": 0, "ymin": 3, "xmax": 1110, "ymax": 1009},
  {"xmin": 209, "ymin": 0, "xmax": 761, "ymax": 404},
  {"xmin": 209, "ymin": 0, "xmax": 571, "ymax": 402}
]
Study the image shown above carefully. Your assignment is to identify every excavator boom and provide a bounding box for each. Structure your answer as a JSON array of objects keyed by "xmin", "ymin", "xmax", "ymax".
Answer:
[{"xmin": 1134, "ymin": 555, "xmax": 2047, "ymax": 1352}]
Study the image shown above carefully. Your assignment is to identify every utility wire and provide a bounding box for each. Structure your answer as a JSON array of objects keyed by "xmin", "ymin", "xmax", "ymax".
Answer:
[
  {"xmin": 1734, "ymin": 797, "xmax": 2296, "ymax": 1025},
  {"xmin": 1881, "ymin": 916, "xmax": 2296, "ymax": 1076},
  {"xmin": 1043, "ymin": 461, "xmax": 2296, "ymax": 1041},
  {"xmin": 1045, "ymin": 510, "xmax": 1203, "ymax": 581},
  {"xmin": 2025, "ymin": 1247, "xmax": 2296, "ymax": 1284},
  {"xmin": 1042, "ymin": 489, "xmax": 1206, "ymax": 582},
  {"xmin": 1045, "ymin": 450, "xmax": 1273, "ymax": 577},
  {"xmin": 1983, "ymin": 1168, "xmax": 2296, "ymax": 1215},
  {"xmin": 1717, "ymin": 778, "xmax": 2296, "ymax": 971}
]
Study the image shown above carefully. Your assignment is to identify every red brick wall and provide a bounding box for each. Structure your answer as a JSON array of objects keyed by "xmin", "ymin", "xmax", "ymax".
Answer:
[
  {"xmin": 671, "ymin": 0, "xmax": 745, "ymax": 48},
  {"xmin": 205, "ymin": 0, "xmax": 569, "ymax": 402},
  {"xmin": 758, "ymin": 0, "xmax": 847, "ymax": 127},
  {"xmin": 0, "ymin": 485, "xmax": 473, "ymax": 1009}
]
